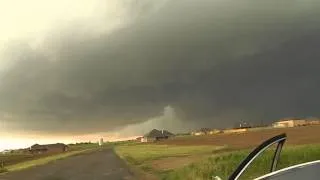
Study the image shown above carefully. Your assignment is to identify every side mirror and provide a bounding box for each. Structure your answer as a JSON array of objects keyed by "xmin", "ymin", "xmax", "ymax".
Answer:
[{"xmin": 228, "ymin": 133, "xmax": 287, "ymax": 180}]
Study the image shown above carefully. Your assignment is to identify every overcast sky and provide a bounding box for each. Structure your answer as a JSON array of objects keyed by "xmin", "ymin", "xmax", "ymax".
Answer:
[{"xmin": 1, "ymin": 0, "xmax": 320, "ymax": 138}]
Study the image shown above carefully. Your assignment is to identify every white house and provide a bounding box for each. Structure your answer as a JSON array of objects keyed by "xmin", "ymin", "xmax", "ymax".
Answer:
[{"xmin": 272, "ymin": 119, "xmax": 307, "ymax": 128}]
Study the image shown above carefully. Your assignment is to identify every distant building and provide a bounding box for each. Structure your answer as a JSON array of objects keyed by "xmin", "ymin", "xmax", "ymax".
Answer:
[
  {"xmin": 191, "ymin": 128, "xmax": 221, "ymax": 136},
  {"xmin": 209, "ymin": 129, "xmax": 221, "ymax": 135},
  {"xmin": 29, "ymin": 143, "xmax": 68, "ymax": 154},
  {"xmin": 272, "ymin": 119, "xmax": 307, "ymax": 128},
  {"xmin": 191, "ymin": 131, "xmax": 205, "ymax": 136},
  {"xmin": 191, "ymin": 128, "xmax": 211, "ymax": 136},
  {"xmin": 141, "ymin": 129, "xmax": 174, "ymax": 142},
  {"xmin": 307, "ymin": 120, "xmax": 320, "ymax": 125},
  {"xmin": 222, "ymin": 128, "xmax": 248, "ymax": 134},
  {"xmin": 1, "ymin": 150, "xmax": 10, "ymax": 154},
  {"xmin": 99, "ymin": 138, "xmax": 103, "ymax": 146}
]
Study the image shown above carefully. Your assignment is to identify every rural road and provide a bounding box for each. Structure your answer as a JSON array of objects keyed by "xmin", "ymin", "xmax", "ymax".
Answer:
[{"xmin": 0, "ymin": 149, "xmax": 135, "ymax": 180}]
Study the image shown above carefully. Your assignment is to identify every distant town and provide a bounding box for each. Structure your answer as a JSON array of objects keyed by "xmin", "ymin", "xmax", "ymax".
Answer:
[
  {"xmin": 2, "ymin": 117, "xmax": 320, "ymax": 155},
  {"xmin": 135, "ymin": 117, "xmax": 320, "ymax": 143}
]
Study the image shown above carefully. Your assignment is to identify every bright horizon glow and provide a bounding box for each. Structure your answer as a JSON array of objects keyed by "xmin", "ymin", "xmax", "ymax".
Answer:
[
  {"xmin": 0, "ymin": 133, "xmax": 140, "ymax": 151},
  {"xmin": 0, "ymin": 137, "xmax": 73, "ymax": 151}
]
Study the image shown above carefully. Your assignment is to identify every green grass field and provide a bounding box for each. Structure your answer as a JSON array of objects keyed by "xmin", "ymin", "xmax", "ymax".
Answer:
[
  {"xmin": 5, "ymin": 149, "xmax": 91, "ymax": 172},
  {"xmin": 115, "ymin": 144, "xmax": 225, "ymax": 166},
  {"xmin": 0, "ymin": 143, "xmax": 110, "ymax": 174},
  {"xmin": 163, "ymin": 144, "xmax": 320, "ymax": 180},
  {"xmin": 115, "ymin": 143, "xmax": 320, "ymax": 180},
  {"xmin": 114, "ymin": 143, "xmax": 226, "ymax": 179},
  {"xmin": 0, "ymin": 143, "xmax": 102, "ymax": 167}
]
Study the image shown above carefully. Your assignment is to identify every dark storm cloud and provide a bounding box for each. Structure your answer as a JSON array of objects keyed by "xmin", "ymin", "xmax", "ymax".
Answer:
[{"xmin": 1, "ymin": 0, "xmax": 320, "ymax": 134}]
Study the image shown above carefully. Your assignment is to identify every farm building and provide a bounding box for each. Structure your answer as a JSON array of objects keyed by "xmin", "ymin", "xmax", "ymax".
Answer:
[
  {"xmin": 136, "ymin": 137, "xmax": 143, "ymax": 141},
  {"xmin": 29, "ymin": 143, "xmax": 68, "ymax": 154},
  {"xmin": 272, "ymin": 119, "xmax": 307, "ymax": 128},
  {"xmin": 141, "ymin": 129, "xmax": 174, "ymax": 142}
]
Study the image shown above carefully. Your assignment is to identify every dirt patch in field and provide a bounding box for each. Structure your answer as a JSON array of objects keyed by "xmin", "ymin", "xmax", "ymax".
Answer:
[{"xmin": 158, "ymin": 125, "xmax": 320, "ymax": 149}]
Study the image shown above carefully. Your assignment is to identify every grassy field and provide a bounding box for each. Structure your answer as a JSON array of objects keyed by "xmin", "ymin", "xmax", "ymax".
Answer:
[
  {"xmin": 0, "ymin": 143, "xmax": 110, "ymax": 174},
  {"xmin": 115, "ymin": 141, "xmax": 320, "ymax": 180},
  {"xmin": 164, "ymin": 144, "xmax": 320, "ymax": 180},
  {"xmin": 0, "ymin": 143, "xmax": 104, "ymax": 165},
  {"xmin": 114, "ymin": 143, "xmax": 226, "ymax": 179},
  {"xmin": 5, "ymin": 149, "xmax": 91, "ymax": 172},
  {"xmin": 115, "ymin": 144, "xmax": 224, "ymax": 165}
]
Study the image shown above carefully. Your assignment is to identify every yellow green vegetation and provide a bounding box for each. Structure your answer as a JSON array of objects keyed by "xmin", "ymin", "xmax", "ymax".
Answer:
[
  {"xmin": 115, "ymin": 143, "xmax": 320, "ymax": 180},
  {"xmin": 5, "ymin": 149, "xmax": 91, "ymax": 172},
  {"xmin": 115, "ymin": 144, "xmax": 225, "ymax": 165},
  {"xmin": 163, "ymin": 144, "xmax": 320, "ymax": 180},
  {"xmin": 114, "ymin": 143, "xmax": 225, "ymax": 179},
  {"xmin": 1, "ymin": 144, "xmax": 110, "ymax": 174}
]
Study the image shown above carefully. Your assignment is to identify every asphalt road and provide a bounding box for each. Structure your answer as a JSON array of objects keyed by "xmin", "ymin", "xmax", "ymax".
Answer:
[{"xmin": 0, "ymin": 149, "xmax": 135, "ymax": 180}]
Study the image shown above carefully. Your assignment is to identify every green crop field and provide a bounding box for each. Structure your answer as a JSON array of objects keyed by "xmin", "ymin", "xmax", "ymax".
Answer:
[
  {"xmin": 115, "ymin": 143, "xmax": 320, "ymax": 180},
  {"xmin": 114, "ymin": 143, "xmax": 226, "ymax": 179},
  {"xmin": 115, "ymin": 144, "xmax": 225, "ymax": 165},
  {"xmin": 5, "ymin": 150, "xmax": 89, "ymax": 172},
  {"xmin": 161, "ymin": 144, "xmax": 320, "ymax": 180}
]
